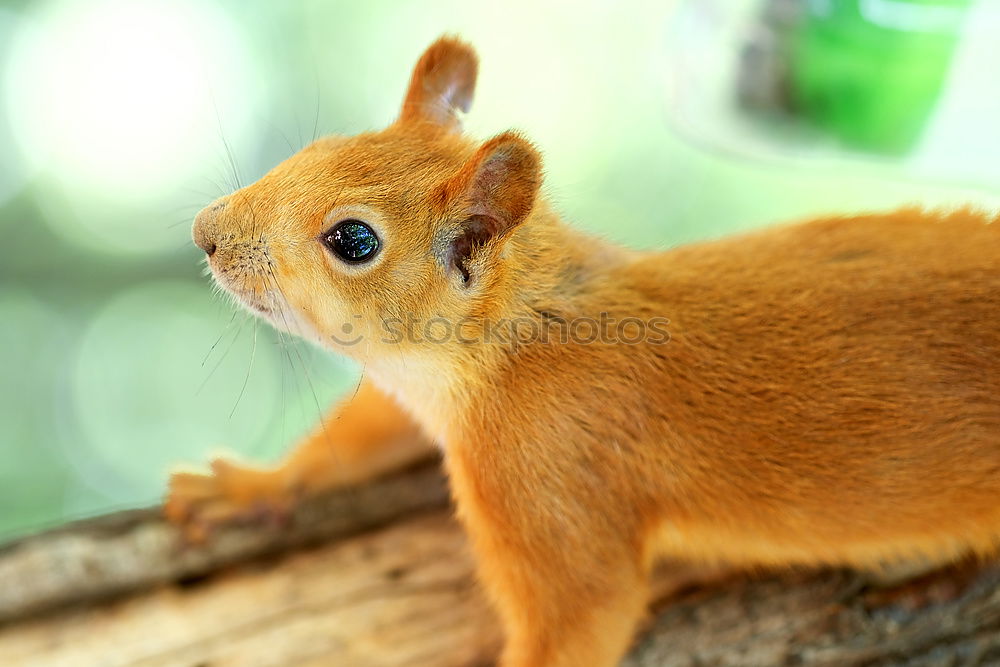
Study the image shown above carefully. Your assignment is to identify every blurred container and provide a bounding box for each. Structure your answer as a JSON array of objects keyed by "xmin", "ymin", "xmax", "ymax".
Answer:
[
  {"xmin": 789, "ymin": 0, "xmax": 971, "ymax": 153},
  {"xmin": 662, "ymin": 0, "xmax": 1000, "ymax": 190}
]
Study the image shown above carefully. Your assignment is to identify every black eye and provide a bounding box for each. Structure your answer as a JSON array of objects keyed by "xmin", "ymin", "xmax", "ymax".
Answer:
[{"xmin": 323, "ymin": 220, "xmax": 380, "ymax": 263}]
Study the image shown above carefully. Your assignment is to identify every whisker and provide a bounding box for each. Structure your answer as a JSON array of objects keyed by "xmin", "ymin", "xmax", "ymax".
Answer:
[
  {"xmin": 168, "ymin": 217, "xmax": 197, "ymax": 230},
  {"xmin": 229, "ymin": 315, "xmax": 258, "ymax": 419},
  {"xmin": 259, "ymin": 263, "xmax": 364, "ymax": 515},
  {"xmin": 311, "ymin": 65, "xmax": 322, "ymax": 144},
  {"xmin": 202, "ymin": 309, "xmax": 240, "ymax": 367},
  {"xmin": 261, "ymin": 263, "xmax": 331, "ymax": 443},
  {"xmin": 180, "ymin": 187, "xmax": 223, "ymax": 202},
  {"xmin": 211, "ymin": 95, "xmax": 243, "ymax": 192},
  {"xmin": 196, "ymin": 311, "xmax": 247, "ymax": 396},
  {"xmin": 204, "ymin": 170, "xmax": 233, "ymax": 199},
  {"xmin": 263, "ymin": 117, "xmax": 296, "ymax": 157}
]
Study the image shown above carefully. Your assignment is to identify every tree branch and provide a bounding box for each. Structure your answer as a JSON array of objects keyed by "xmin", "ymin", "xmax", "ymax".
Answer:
[
  {"xmin": 0, "ymin": 458, "xmax": 447, "ymax": 623},
  {"xmin": 1, "ymin": 458, "xmax": 998, "ymax": 666}
]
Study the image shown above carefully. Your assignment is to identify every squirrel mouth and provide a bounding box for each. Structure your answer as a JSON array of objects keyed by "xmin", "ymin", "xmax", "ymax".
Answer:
[
  {"xmin": 237, "ymin": 292, "xmax": 280, "ymax": 318},
  {"xmin": 215, "ymin": 276, "xmax": 277, "ymax": 318},
  {"xmin": 210, "ymin": 267, "xmax": 318, "ymax": 341},
  {"xmin": 208, "ymin": 267, "xmax": 278, "ymax": 317}
]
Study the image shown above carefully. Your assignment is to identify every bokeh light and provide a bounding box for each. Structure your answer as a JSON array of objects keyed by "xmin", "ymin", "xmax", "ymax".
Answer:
[
  {"xmin": 5, "ymin": 0, "xmax": 261, "ymax": 254},
  {"xmin": 0, "ymin": 8, "xmax": 34, "ymax": 208},
  {"xmin": 1, "ymin": 0, "xmax": 999, "ymax": 542},
  {"xmin": 61, "ymin": 281, "xmax": 353, "ymax": 506},
  {"xmin": 0, "ymin": 289, "xmax": 71, "ymax": 537}
]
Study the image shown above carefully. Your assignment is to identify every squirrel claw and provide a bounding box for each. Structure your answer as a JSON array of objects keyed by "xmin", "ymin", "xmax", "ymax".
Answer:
[{"xmin": 164, "ymin": 458, "xmax": 295, "ymax": 540}]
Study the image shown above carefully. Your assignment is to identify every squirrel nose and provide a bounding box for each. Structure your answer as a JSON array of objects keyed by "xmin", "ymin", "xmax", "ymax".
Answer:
[
  {"xmin": 195, "ymin": 234, "xmax": 217, "ymax": 256},
  {"xmin": 193, "ymin": 202, "xmax": 224, "ymax": 256}
]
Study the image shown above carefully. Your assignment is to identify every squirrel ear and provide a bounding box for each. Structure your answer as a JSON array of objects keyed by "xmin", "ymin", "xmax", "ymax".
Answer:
[
  {"xmin": 436, "ymin": 131, "xmax": 542, "ymax": 283},
  {"xmin": 398, "ymin": 36, "xmax": 478, "ymax": 131}
]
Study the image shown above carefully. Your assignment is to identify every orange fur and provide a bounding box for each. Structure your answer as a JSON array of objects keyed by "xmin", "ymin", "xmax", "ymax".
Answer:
[{"xmin": 167, "ymin": 36, "xmax": 1000, "ymax": 666}]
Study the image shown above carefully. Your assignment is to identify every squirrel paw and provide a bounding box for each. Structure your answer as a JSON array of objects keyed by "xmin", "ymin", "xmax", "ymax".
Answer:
[{"xmin": 165, "ymin": 458, "xmax": 297, "ymax": 542}]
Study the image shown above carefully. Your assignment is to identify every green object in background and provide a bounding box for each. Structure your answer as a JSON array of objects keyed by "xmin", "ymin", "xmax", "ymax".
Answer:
[{"xmin": 790, "ymin": 0, "xmax": 971, "ymax": 154}]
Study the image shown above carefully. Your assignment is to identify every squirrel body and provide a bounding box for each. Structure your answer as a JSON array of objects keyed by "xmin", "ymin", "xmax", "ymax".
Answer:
[{"xmin": 168, "ymin": 37, "xmax": 1000, "ymax": 666}]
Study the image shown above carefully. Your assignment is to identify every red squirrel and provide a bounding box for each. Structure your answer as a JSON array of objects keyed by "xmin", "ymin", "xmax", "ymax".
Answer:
[{"xmin": 166, "ymin": 36, "xmax": 1000, "ymax": 667}]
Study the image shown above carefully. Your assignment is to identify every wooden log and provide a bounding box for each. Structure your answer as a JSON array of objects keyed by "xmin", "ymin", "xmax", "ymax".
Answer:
[
  {"xmin": 628, "ymin": 564, "xmax": 1000, "ymax": 666},
  {"xmin": 0, "ymin": 513, "xmax": 500, "ymax": 667},
  {"xmin": 0, "ymin": 458, "xmax": 447, "ymax": 623},
  {"xmin": 1, "ymin": 457, "xmax": 999, "ymax": 666}
]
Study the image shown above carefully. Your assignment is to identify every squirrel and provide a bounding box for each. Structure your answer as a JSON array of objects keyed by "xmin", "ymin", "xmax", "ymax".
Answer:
[{"xmin": 166, "ymin": 36, "xmax": 1000, "ymax": 667}]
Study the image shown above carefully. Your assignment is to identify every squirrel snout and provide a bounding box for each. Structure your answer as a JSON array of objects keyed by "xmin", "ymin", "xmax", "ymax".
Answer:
[{"xmin": 193, "ymin": 203, "xmax": 224, "ymax": 256}]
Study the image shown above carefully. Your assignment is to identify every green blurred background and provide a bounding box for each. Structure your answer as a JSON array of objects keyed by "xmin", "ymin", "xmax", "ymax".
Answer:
[{"xmin": 1, "ymin": 0, "xmax": 999, "ymax": 542}]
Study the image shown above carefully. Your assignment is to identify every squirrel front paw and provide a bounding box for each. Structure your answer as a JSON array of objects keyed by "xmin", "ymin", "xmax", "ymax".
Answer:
[{"xmin": 165, "ymin": 458, "xmax": 298, "ymax": 542}]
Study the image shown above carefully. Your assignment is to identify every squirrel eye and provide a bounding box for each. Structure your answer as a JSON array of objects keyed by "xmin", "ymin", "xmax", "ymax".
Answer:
[{"xmin": 323, "ymin": 220, "xmax": 380, "ymax": 263}]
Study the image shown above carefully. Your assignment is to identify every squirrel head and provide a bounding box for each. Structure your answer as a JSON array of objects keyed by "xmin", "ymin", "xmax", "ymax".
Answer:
[{"xmin": 193, "ymin": 36, "xmax": 543, "ymax": 363}]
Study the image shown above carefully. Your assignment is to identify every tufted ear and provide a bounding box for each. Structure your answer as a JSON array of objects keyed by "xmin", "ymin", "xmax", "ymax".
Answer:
[
  {"xmin": 398, "ymin": 36, "xmax": 478, "ymax": 131},
  {"xmin": 436, "ymin": 131, "xmax": 542, "ymax": 283}
]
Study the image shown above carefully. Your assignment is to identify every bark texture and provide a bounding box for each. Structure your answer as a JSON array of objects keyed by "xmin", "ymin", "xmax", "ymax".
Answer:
[{"xmin": 0, "ymin": 460, "xmax": 997, "ymax": 666}]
